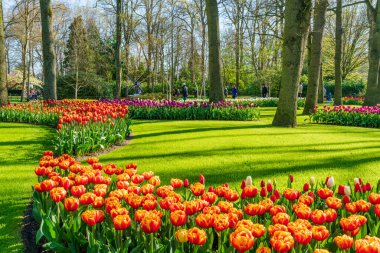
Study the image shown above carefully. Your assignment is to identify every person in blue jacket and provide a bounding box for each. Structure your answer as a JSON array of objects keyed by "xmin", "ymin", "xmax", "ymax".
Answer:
[
  {"xmin": 232, "ymin": 85, "xmax": 238, "ymax": 99},
  {"xmin": 182, "ymin": 83, "xmax": 188, "ymax": 102}
]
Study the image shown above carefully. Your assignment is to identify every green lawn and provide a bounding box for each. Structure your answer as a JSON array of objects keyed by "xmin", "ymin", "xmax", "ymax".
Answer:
[
  {"xmin": 0, "ymin": 123, "xmax": 54, "ymax": 252},
  {"xmin": 1, "ymin": 108, "xmax": 380, "ymax": 252},
  {"xmin": 99, "ymin": 108, "xmax": 380, "ymax": 188}
]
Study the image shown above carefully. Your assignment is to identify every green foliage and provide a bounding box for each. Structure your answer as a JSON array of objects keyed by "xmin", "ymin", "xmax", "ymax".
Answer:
[
  {"xmin": 57, "ymin": 73, "xmax": 114, "ymax": 99},
  {"xmin": 53, "ymin": 117, "xmax": 131, "ymax": 156}
]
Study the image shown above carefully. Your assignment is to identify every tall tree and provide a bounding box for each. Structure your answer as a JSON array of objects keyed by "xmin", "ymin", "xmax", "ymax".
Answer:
[
  {"xmin": 206, "ymin": 0, "xmax": 224, "ymax": 102},
  {"xmin": 39, "ymin": 0, "xmax": 56, "ymax": 100},
  {"xmin": 303, "ymin": 0, "xmax": 328, "ymax": 114},
  {"xmin": 115, "ymin": 0, "xmax": 122, "ymax": 99},
  {"xmin": 0, "ymin": 0, "xmax": 7, "ymax": 106},
  {"xmin": 64, "ymin": 16, "xmax": 94, "ymax": 99},
  {"xmin": 272, "ymin": 0, "xmax": 312, "ymax": 127},
  {"xmin": 334, "ymin": 0, "xmax": 343, "ymax": 105},
  {"xmin": 364, "ymin": 2, "xmax": 379, "ymax": 106}
]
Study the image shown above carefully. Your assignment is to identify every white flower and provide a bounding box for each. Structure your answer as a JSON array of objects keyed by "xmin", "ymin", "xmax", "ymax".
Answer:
[
  {"xmin": 245, "ymin": 176, "xmax": 252, "ymax": 186},
  {"xmin": 344, "ymin": 186, "xmax": 351, "ymax": 196},
  {"xmin": 267, "ymin": 179, "xmax": 272, "ymax": 184},
  {"xmin": 310, "ymin": 177, "xmax": 316, "ymax": 186},
  {"xmin": 326, "ymin": 176, "xmax": 335, "ymax": 189},
  {"xmin": 354, "ymin": 178, "xmax": 360, "ymax": 185}
]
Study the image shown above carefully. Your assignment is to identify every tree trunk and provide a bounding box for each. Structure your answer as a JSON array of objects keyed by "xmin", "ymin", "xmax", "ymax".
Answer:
[
  {"xmin": 334, "ymin": 0, "xmax": 343, "ymax": 106},
  {"xmin": 0, "ymin": 1, "xmax": 7, "ymax": 106},
  {"xmin": 364, "ymin": 4, "xmax": 379, "ymax": 106},
  {"xmin": 206, "ymin": 0, "xmax": 224, "ymax": 102},
  {"xmin": 115, "ymin": 0, "xmax": 122, "ymax": 99},
  {"xmin": 21, "ymin": 42, "xmax": 28, "ymax": 101},
  {"xmin": 272, "ymin": 0, "xmax": 312, "ymax": 127},
  {"xmin": 39, "ymin": 0, "xmax": 57, "ymax": 100},
  {"xmin": 303, "ymin": 0, "xmax": 328, "ymax": 114},
  {"xmin": 235, "ymin": 20, "xmax": 240, "ymax": 89},
  {"xmin": 318, "ymin": 63, "xmax": 324, "ymax": 103}
]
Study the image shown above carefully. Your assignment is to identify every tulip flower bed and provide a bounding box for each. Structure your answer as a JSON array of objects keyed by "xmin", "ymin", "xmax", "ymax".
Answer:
[
  {"xmin": 342, "ymin": 97, "xmax": 364, "ymax": 106},
  {"xmin": 311, "ymin": 105, "xmax": 380, "ymax": 128},
  {"xmin": 102, "ymin": 99, "xmax": 260, "ymax": 121},
  {"xmin": 0, "ymin": 100, "xmax": 131, "ymax": 155},
  {"xmin": 33, "ymin": 152, "xmax": 380, "ymax": 253}
]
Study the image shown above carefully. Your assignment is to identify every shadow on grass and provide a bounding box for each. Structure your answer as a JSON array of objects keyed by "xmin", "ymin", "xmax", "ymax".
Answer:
[{"xmin": 0, "ymin": 123, "xmax": 54, "ymax": 252}]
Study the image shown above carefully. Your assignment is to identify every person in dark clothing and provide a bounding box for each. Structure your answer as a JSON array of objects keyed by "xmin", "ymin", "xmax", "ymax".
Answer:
[
  {"xmin": 182, "ymin": 83, "xmax": 188, "ymax": 102},
  {"xmin": 224, "ymin": 87, "xmax": 228, "ymax": 98},
  {"xmin": 175, "ymin": 88, "xmax": 180, "ymax": 97},
  {"xmin": 261, "ymin": 83, "xmax": 268, "ymax": 98},
  {"xmin": 232, "ymin": 85, "xmax": 238, "ymax": 99}
]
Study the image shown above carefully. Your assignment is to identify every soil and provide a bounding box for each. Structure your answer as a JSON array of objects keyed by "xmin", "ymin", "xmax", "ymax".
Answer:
[{"xmin": 21, "ymin": 135, "xmax": 133, "ymax": 252}]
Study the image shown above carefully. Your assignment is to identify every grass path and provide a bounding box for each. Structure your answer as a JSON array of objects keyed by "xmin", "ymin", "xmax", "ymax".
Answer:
[
  {"xmin": 1, "ymin": 108, "xmax": 380, "ymax": 251},
  {"xmin": 0, "ymin": 123, "xmax": 54, "ymax": 252}
]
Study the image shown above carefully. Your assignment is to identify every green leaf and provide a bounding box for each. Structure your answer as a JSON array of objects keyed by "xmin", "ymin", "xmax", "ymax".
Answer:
[{"xmin": 43, "ymin": 242, "xmax": 70, "ymax": 253}]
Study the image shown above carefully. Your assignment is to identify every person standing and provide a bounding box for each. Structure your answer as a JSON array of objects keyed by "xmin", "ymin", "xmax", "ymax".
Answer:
[
  {"xmin": 298, "ymin": 83, "xmax": 303, "ymax": 98},
  {"xmin": 261, "ymin": 83, "xmax": 268, "ymax": 98},
  {"xmin": 232, "ymin": 85, "xmax": 238, "ymax": 99},
  {"xmin": 224, "ymin": 87, "xmax": 228, "ymax": 98},
  {"xmin": 182, "ymin": 83, "xmax": 188, "ymax": 102}
]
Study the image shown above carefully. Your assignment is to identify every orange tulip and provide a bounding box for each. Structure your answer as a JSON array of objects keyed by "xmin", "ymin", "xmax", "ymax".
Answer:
[
  {"xmin": 141, "ymin": 213, "xmax": 161, "ymax": 234},
  {"xmin": 356, "ymin": 199, "xmax": 372, "ymax": 212},
  {"xmin": 175, "ymin": 229, "xmax": 188, "ymax": 243},
  {"xmin": 229, "ymin": 227, "xmax": 255, "ymax": 253},
  {"xmin": 272, "ymin": 212, "xmax": 290, "ymax": 225},
  {"xmin": 311, "ymin": 210, "xmax": 326, "ymax": 225},
  {"xmin": 170, "ymin": 210, "xmax": 187, "ymax": 227},
  {"xmin": 334, "ymin": 235, "xmax": 354, "ymax": 250},
  {"xmin": 294, "ymin": 228, "xmax": 312, "ymax": 245},
  {"xmin": 64, "ymin": 197, "xmax": 79, "ymax": 212},
  {"xmin": 131, "ymin": 174, "xmax": 145, "ymax": 184},
  {"xmin": 213, "ymin": 214, "xmax": 230, "ymax": 231},
  {"xmin": 326, "ymin": 197, "xmax": 342, "ymax": 210},
  {"xmin": 355, "ymin": 236, "xmax": 380, "ymax": 253},
  {"xmin": 110, "ymin": 208, "xmax": 129, "ymax": 219},
  {"xmin": 225, "ymin": 189, "xmax": 240, "ymax": 202},
  {"xmin": 293, "ymin": 203, "xmax": 311, "ymax": 220},
  {"xmin": 268, "ymin": 224, "xmax": 288, "ymax": 236},
  {"xmin": 256, "ymin": 246, "xmax": 271, "ymax": 253},
  {"xmin": 317, "ymin": 188, "xmax": 333, "ymax": 199},
  {"xmin": 184, "ymin": 200, "xmax": 200, "ymax": 215},
  {"xmin": 299, "ymin": 195, "xmax": 314, "ymax": 206},
  {"xmin": 40, "ymin": 179, "xmax": 58, "ymax": 192},
  {"xmin": 195, "ymin": 213, "xmax": 214, "ymax": 228},
  {"xmin": 369, "ymin": 193, "xmax": 380, "ymax": 205},
  {"xmin": 50, "ymin": 187, "xmax": 67, "ymax": 202},
  {"xmin": 218, "ymin": 201, "xmax": 234, "ymax": 213},
  {"xmin": 375, "ymin": 204, "xmax": 380, "ymax": 218},
  {"xmin": 242, "ymin": 185, "xmax": 258, "ymax": 198},
  {"xmin": 142, "ymin": 199, "xmax": 157, "ymax": 211},
  {"xmin": 312, "ymin": 226, "xmax": 330, "ymax": 241},
  {"xmin": 201, "ymin": 192, "xmax": 217, "ymax": 204},
  {"xmin": 345, "ymin": 202, "xmax": 358, "ymax": 214},
  {"xmin": 187, "ymin": 227, "xmax": 207, "ymax": 245},
  {"xmin": 135, "ymin": 209, "xmax": 149, "ymax": 223},
  {"xmin": 79, "ymin": 192, "xmax": 97, "ymax": 205},
  {"xmin": 170, "ymin": 178, "xmax": 183, "ymax": 189},
  {"xmin": 113, "ymin": 214, "xmax": 131, "ymax": 230},
  {"xmin": 81, "ymin": 210, "xmax": 105, "ymax": 226},
  {"xmin": 148, "ymin": 176, "xmax": 161, "ymax": 187},
  {"xmin": 92, "ymin": 196, "xmax": 104, "ymax": 208},
  {"xmin": 190, "ymin": 182, "xmax": 205, "ymax": 196},
  {"xmin": 251, "ymin": 223, "xmax": 266, "ymax": 238},
  {"xmin": 270, "ymin": 231, "xmax": 294, "ymax": 253},
  {"xmin": 324, "ymin": 209, "xmax": 337, "ymax": 223},
  {"xmin": 75, "ymin": 175, "xmax": 89, "ymax": 185},
  {"xmin": 71, "ymin": 185, "xmax": 86, "ymax": 197},
  {"xmin": 283, "ymin": 188, "xmax": 300, "ymax": 201},
  {"xmin": 270, "ymin": 205, "xmax": 286, "ymax": 216},
  {"xmin": 245, "ymin": 204, "xmax": 266, "ymax": 216}
]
